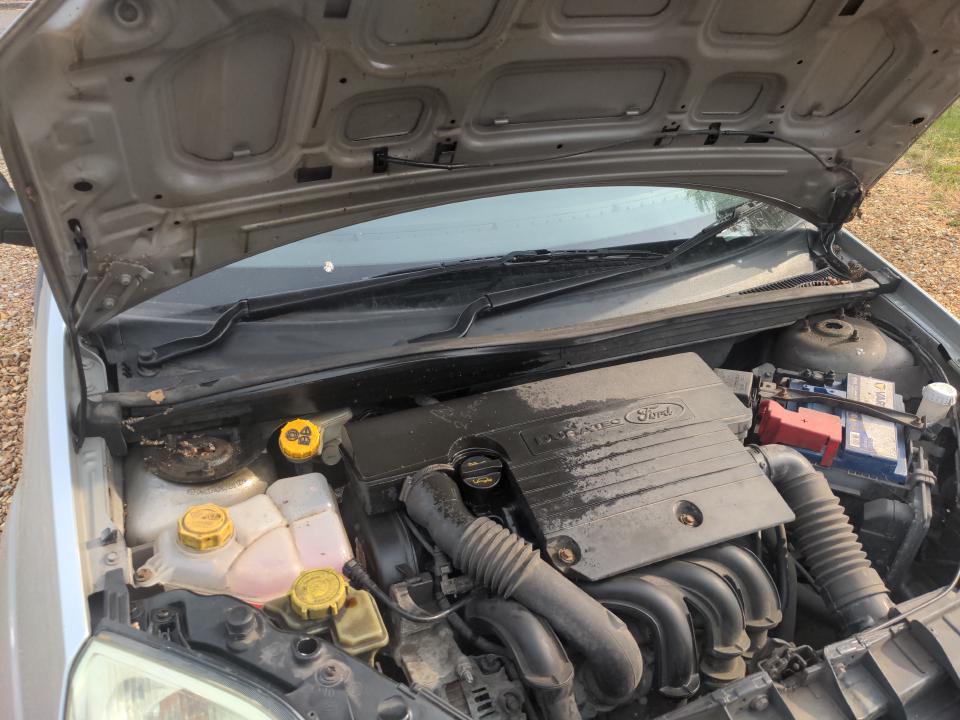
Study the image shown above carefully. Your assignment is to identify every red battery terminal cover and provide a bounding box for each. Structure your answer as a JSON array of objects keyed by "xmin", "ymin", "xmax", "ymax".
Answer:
[{"xmin": 757, "ymin": 399, "xmax": 843, "ymax": 466}]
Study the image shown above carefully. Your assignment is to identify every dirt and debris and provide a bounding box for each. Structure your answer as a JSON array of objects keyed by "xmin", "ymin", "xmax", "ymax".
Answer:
[{"xmin": 176, "ymin": 438, "xmax": 220, "ymax": 458}]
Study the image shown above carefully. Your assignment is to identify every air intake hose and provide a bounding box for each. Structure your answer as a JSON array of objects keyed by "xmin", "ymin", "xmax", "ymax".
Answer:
[
  {"xmin": 401, "ymin": 469, "xmax": 643, "ymax": 705},
  {"xmin": 751, "ymin": 444, "xmax": 894, "ymax": 631}
]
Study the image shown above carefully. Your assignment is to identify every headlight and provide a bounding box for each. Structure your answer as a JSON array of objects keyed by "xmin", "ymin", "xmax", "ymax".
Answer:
[{"xmin": 66, "ymin": 632, "xmax": 299, "ymax": 720}]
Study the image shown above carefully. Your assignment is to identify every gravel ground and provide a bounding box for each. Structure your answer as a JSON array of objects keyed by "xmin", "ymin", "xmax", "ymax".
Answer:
[
  {"xmin": 0, "ymin": 243, "xmax": 37, "ymax": 533},
  {"xmin": 0, "ymin": 165, "xmax": 957, "ymax": 534},
  {"xmin": 847, "ymin": 168, "xmax": 960, "ymax": 315}
]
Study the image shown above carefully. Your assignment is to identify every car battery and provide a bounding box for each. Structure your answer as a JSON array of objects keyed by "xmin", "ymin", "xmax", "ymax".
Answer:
[{"xmin": 759, "ymin": 373, "xmax": 908, "ymax": 486}]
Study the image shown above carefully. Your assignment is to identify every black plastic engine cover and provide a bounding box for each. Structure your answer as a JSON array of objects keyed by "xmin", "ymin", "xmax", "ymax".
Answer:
[{"xmin": 343, "ymin": 353, "xmax": 793, "ymax": 580}]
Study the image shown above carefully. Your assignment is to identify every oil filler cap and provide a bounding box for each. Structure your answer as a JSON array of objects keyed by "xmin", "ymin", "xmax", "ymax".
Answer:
[
  {"xmin": 290, "ymin": 568, "xmax": 348, "ymax": 620},
  {"xmin": 459, "ymin": 454, "xmax": 503, "ymax": 491},
  {"xmin": 178, "ymin": 503, "xmax": 234, "ymax": 551},
  {"xmin": 279, "ymin": 418, "xmax": 322, "ymax": 462}
]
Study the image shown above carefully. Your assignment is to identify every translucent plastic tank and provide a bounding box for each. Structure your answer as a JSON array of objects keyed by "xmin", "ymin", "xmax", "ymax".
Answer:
[
  {"xmin": 136, "ymin": 473, "xmax": 354, "ymax": 603},
  {"xmin": 124, "ymin": 451, "xmax": 276, "ymax": 546}
]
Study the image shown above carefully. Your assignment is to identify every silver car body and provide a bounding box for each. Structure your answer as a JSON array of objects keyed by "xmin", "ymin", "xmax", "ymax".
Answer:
[{"xmin": 0, "ymin": 229, "xmax": 958, "ymax": 719}]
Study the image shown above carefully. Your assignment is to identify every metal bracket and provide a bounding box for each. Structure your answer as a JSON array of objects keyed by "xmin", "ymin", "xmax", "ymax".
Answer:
[
  {"xmin": 758, "ymin": 381, "xmax": 924, "ymax": 430},
  {"xmin": 372, "ymin": 146, "xmax": 389, "ymax": 173},
  {"xmin": 704, "ymin": 121, "xmax": 721, "ymax": 145},
  {"xmin": 432, "ymin": 141, "xmax": 458, "ymax": 165},
  {"xmin": 78, "ymin": 261, "xmax": 154, "ymax": 328}
]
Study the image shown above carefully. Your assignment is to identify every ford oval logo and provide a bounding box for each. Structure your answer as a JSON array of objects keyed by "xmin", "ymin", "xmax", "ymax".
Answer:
[{"xmin": 625, "ymin": 401, "xmax": 686, "ymax": 425}]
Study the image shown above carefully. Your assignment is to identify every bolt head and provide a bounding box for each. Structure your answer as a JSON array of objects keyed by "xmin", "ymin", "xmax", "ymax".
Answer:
[
  {"xmin": 557, "ymin": 547, "xmax": 577, "ymax": 564},
  {"xmin": 104, "ymin": 551, "xmax": 119, "ymax": 565},
  {"xmin": 478, "ymin": 655, "xmax": 502, "ymax": 674},
  {"xmin": 318, "ymin": 662, "xmax": 347, "ymax": 686},
  {"xmin": 749, "ymin": 695, "xmax": 769, "ymax": 712}
]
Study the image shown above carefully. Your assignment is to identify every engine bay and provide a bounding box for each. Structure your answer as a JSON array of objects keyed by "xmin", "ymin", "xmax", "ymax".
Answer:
[
  {"xmin": 343, "ymin": 352, "xmax": 793, "ymax": 580},
  {"xmin": 91, "ymin": 310, "xmax": 960, "ymax": 720}
]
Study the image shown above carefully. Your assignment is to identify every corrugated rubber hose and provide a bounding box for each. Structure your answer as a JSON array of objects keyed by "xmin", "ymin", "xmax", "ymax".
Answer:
[
  {"xmin": 401, "ymin": 468, "xmax": 644, "ymax": 705},
  {"xmin": 751, "ymin": 444, "xmax": 894, "ymax": 632}
]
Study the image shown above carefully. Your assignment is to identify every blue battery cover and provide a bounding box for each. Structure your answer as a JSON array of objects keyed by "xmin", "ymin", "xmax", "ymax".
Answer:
[{"xmin": 786, "ymin": 373, "xmax": 908, "ymax": 484}]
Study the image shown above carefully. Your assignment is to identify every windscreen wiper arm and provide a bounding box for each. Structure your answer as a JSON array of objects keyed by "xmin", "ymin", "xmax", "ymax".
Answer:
[
  {"xmin": 136, "ymin": 247, "xmax": 669, "ymax": 370},
  {"xmin": 409, "ymin": 201, "xmax": 763, "ymax": 343}
]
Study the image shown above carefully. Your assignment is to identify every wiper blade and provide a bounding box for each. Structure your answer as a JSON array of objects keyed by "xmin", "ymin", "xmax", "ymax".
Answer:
[
  {"xmin": 376, "ymin": 246, "xmax": 666, "ymax": 277},
  {"xmin": 136, "ymin": 247, "xmax": 666, "ymax": 369},
  {"xmin": 410, "ymin": 201, "xmax": 763, "ymax": 343}
]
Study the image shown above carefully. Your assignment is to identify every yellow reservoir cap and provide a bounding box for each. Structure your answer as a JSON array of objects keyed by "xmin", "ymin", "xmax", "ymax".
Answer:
[
  {"xmin": 279, "ymin": 418, "xmax": 322, "ymax": 462},
  {"xmin": 178, "ymin": 503, "xmax": 234, "ymax": 551},
  {"xmin": 290, "ymin": 568, "xmax": 347, "ymax": 619}
]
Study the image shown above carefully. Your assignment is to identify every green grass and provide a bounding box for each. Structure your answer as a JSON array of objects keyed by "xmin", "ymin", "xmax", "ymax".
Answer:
[{"xmin": 907, "ymin": 102, "xmax": 960, "ymax": 189}]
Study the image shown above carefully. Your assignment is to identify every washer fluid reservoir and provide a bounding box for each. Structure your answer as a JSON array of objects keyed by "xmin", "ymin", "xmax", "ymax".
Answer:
[{"xmin": 136, "ymin": 473, "xmax": 353, "ymax": 603}]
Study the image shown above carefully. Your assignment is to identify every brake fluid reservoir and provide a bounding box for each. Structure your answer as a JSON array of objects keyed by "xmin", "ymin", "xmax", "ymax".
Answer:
[
  {"xmin": 264, "ymin": 569, "xmax": 389, "ymax": 665},
  {"xmin": 137, "ymin": 473, "xmax": 354, "ymax": 603}
]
